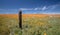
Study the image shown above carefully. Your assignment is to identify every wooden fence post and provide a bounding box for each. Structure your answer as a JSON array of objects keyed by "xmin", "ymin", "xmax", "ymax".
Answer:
[{"xmin": 19, "ymin": 10, "xmax": 22, "ymax": 29}]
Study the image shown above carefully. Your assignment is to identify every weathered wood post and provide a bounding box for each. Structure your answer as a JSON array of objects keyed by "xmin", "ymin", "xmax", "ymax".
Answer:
[{"xmin": 19, "ymin": 10, "xmax": 22, "ymax": 29}]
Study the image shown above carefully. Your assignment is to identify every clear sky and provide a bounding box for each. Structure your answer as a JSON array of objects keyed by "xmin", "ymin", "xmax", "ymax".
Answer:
[{"xmin": 0, "ymin": 0, "xmax": 60, "ymax": 14}]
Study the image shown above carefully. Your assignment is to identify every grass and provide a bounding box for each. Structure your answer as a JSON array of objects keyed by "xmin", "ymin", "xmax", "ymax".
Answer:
[{"xmin": 0, "ymin": 14, "xmax": 60, "ymax": 35}]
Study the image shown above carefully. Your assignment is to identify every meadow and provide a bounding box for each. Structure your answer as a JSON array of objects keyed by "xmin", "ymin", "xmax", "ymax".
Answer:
[{"xmin": 0, "ymin": 14, "xmax": 60, "ymax": 35}]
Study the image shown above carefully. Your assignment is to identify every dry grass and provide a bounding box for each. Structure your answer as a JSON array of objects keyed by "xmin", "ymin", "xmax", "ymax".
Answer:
[{"xmin": 0, "ymin": 14, "xmax": 60, "ymax": 35}]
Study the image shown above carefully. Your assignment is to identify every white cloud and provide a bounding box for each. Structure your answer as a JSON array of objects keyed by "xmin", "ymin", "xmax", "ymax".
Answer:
[
  {"xmin": 19, "ymin": 7, "xmax": 46, "ymax": 11},
  {"xmin": 34, "ymin": 8, "xmax": 38, "ymax": 10},
  {"xmin": 34, "ymin": 6, "xmax": 48, "ymax": 11},
  {"xmin": 34, "ymin": 8, "xmax": 41, "ymax": 10},
  {"xmin": 41, "ymin": 6, "xmax": 47, "ymax": 11},
  {"xmin": 19, "ymin": 4, "xmax": 60, "ymax": 11},
  {"xmin": 19, "ymin": 8, "xmax": 33, "ymax": 10},
  {"xmin": 47, "ymin": 4, "xmax": 60, "ymax": 10},
  {"xmin": 19, "ymin": 6, "xmax": 48, "ymax": 11}
]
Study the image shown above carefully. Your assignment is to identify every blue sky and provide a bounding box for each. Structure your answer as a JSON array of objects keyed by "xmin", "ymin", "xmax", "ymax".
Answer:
[{"xmin": 0, "ymin": 0, "xmax": 60, "ymax": 14}]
